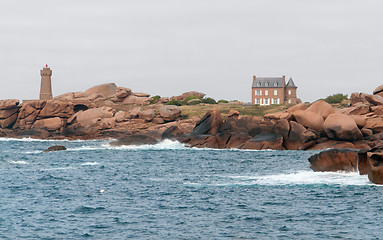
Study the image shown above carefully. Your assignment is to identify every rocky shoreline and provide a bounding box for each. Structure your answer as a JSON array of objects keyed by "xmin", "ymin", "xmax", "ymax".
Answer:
[{"xmin": 3, "ymin": 83, "xmax": 383, "ymax": 184}]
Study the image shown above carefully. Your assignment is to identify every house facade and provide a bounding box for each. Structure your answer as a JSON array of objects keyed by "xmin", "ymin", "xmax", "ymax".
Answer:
[{"xmin": 251, "ymin": 76, "xmax": 297, "ymax": 105}]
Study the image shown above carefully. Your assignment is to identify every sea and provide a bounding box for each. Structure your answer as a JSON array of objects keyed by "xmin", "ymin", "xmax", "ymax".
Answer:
[{"xmin": 1, "ymin": 138, "xmax": 382, "ymax": 239}]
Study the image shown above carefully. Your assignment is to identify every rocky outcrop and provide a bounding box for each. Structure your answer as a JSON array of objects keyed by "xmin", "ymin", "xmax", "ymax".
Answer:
[
  {"xmin": 170, "ymin": 91, "xmax": 206, "ymax": 101},
  {"xmin": 323, "ymin": 114, "xmax": 363, "ymax": 141},
  {"xmin": 110, "ymin": 134, "xmax": 159, "ymax": 146},
  {"xmin": 306, "ymin": 100, "xmax": 335, "ymax": 120},
  {"xmin": 84, "ymin": 83, "xmax": 117, "ymax": 98},
  {"xmin": 123, "ymin": 95, "xmax": 151, "ymax": 105},
  {"xmin": 309, "ymin": 149, "xmax": 359, "ymax": 172},
  {"xmin": 43, "ymin": 145, "xmax": 67, "ymax": 152},
  {"xmin": 159, "ymin": 105, "xmax": 181, "ymax": 122},
  {"xmin": 189, "ymin": 110, "xmax": 223, "ymax": 136},
  {"xmin": 32, "ymin": 117, "xmax": 63, "ymax": 131},
  {"xmin": 242, "ymin": 133, "xmax": 283, "ymax": 150},
  {"xmin": 0, "ymin": 100, "xmax": 20, "ymax": 129}
]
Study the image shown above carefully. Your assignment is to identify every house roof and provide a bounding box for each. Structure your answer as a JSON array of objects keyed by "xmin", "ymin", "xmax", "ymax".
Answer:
[
  {"xmin": 285, "ymin": 77, "xmax": 297, "ymax": 88},
  {"xmin": 252, "ymin": 77, "xmax": 284, "ymax": 88}
]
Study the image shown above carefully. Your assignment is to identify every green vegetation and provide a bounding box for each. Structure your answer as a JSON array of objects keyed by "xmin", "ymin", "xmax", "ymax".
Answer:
[
  {"xmin": 165, "ymin": 100, "xmax": 181, "ymax": 106},
  {"xmin": 166, "ymin": 96, "xmax": 219, "ymax": 106},
  {"xmin": 323, "ymin": 93, "xmax": 348, "ymax": 104},
  {"xmin": 202, "ymin": 97, "xmax": 217, "ymax": 104},
  {"xmin": 150, "ymin": 95, "xmax": 161, "ymax": 104},
  {"xmin": 218, "ymin": 99, "xmax": 229, "ymax": 104},
  {"xmin": 181, "ymin": 96, "xmax": 202, "ymax": 105}
]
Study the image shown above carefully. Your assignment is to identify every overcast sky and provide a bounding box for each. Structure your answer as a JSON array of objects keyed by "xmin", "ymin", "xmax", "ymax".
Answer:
[{"xmin": 1, "ymin": 0, "xmax": 382, "ymax": 103}]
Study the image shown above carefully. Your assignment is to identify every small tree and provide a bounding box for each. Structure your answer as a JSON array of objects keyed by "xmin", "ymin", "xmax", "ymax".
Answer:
[{"xmin": 323, "ymin": 93, "xmax": 348, "ymax": 104}]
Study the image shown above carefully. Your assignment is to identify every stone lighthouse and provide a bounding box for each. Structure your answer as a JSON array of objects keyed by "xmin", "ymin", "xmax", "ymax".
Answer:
[{"xmin": 40, "ymin": 64, "xmax": 53, "ymax": 100}]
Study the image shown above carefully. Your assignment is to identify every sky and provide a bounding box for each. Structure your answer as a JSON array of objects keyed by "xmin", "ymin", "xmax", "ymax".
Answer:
[{"xmin": 1, "ymin": 0, "xmax": 382, "ymax": 103}]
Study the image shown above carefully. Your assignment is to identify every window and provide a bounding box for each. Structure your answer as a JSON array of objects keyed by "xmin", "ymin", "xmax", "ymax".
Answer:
[
  {"xmin": 265, "ymin": 90, "xmax": 268, "ymax": 96},
  {"xmin": 288, "ymin": 99, "xmax": 291, "ymax": 104},
  {"xmin": 273, "ymin": 98, "xmax": 278, "ymax": 104},
  {"xmin": 256, "ymin": 90, "xmax": 261, "ymax": 96},
  {"xmin": 274, "ymin": 82, "xmax": 278, "ymax": 87},
  {"xmin": 265, "ymin": 82, "xmax": 269, "ymax": 87},
  {"xmin": 265, "ymin": 98, "xmax": 269, "ymax": 105},
  {"xmin": 256, "ymin": 98, "xmax": 261, "ymax": 104},
  {"xmin": 274, "ymin": 90, "xmax": 277, "ymax": 96},
  {"xmin": 288, "ymin": 90, "xmax": 292, "ymax": 95},
  {"xmin": 256, "ymin": 82, "xmax": 261, "ymax": 87}
]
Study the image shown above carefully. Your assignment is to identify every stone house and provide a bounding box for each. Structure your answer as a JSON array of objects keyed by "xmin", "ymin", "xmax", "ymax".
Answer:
[{"xmin": 251, "ymin": 76, "xmax": 297, "ymax": 105}]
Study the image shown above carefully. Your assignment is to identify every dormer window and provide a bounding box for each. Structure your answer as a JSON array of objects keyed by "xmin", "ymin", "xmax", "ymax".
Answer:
[
  {"xmin": 256, "ymin": 82, "xmax": 261, "ymax": 87},
  {"xmin": 265, "ymin": 82, "xmax": 269, "ymax": 87},
  {"xmin": 274, "ymin": 82, "xmax": 278, "ymax": 87}
]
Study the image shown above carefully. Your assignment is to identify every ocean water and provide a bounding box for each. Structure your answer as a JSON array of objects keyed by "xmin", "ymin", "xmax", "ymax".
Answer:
[{"xmin": 0, "ymin": 138, "xmax": 382, "ymax": 239}]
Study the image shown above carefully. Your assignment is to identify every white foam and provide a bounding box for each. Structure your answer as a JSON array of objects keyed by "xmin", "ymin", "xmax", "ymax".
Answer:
[
  {"xmin": 8, "ymin": 160, "xmax": 28, "ymax": 164},
  {"xmin": 107, "ymin": 139, "xmax": 187, "ymax": 150},
  {"xmin": 81, "ymin": 162, "xmax": 99, "ymax": 166},
  {"xmin": 237, "ymin": 171, "xmax": 371, "ymax": 186},
  {"xmin": 40, "ymin": 167, "xmax": 74, "ymax": 171},
  {"xmin": 185, "ymin": 171, "xmax": 372, "ymax": 187}
]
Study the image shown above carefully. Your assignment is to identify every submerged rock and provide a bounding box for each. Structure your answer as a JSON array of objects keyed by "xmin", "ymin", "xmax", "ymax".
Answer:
[
  {"xmin": 43, "ymin": 145, "xmax": 67, "ymax": 152},
  {"xmin": 110, "ymin": 134, "xmax": 159, "ymax": 146}
]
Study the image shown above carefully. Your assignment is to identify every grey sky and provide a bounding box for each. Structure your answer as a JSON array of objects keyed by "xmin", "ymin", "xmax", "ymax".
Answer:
[{"xmin": 1, "ymin": 0, "xmax": 382, "ymax": 102}]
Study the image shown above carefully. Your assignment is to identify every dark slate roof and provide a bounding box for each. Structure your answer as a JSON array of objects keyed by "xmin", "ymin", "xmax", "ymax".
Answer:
[
  {"xmin": 252, "ymin": 77, "xmax": 284, "ymax": 88},
  {"xmin": 285, "ymin": 77, "xmax": 297, "ymax": 88}
]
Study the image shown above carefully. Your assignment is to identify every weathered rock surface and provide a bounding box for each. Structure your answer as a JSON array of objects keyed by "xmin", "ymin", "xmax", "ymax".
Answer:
[
  {"xmin": 242, "ymin": 133, "xmax": 283, "ymax": 150},
  {"xmin": 43, "ymin": 145, "xmax": 67, "ymax": 152},
  {"xmin": 171, "ymin": 91, "xmax": 206, "ymax": 101},
  {"xmin": 293, "ymin": 110, "xmax": 324, "ymax": 131},
  {"xmin": 123, "ymin": 95, "xmax": 151, "ymax": 105},
  {"xmin": 110, "ymin": 134, "xmax": 159, "ymax": 146},
  {"xmin": 309, "ymin": 149, "xmax": 358, "ymax": 172},
  {"xmin": 38, "ymin": 100, "xmax": 74, "ymax": 119},
  {"xmin": 84, "ymin": 83, "xmax": 117, "ymax": 97},
  {"xmin": 306, "ymin": 100, "xmax": 335, "ymax": 120},
  {"xmin": 138, "ymin": 109, "xmax": 156, "ymax": 122},
  {"xmin": 0, "ymin": 99, "xmax": 20, "ymax": 110},
  {"xmin": 115, "ymin": 87, "xmax": 132, "ymax": 99},
  {"xmin": 323, "ymin": 114, "xmax": 363, "ymax": 141},
  {"xmin": 159, "ymin": 105, "xmax": 181, "ymax": 122},
  {"xmin": 189, "ymin": 110, "xmax": 223, "ymax": 136},
  {"xmin": 73, "ymin": 107, "xmax": 114, "ymax": 127},
  {"xmin": 162, "ymin": 125, "xmax": 185, "ymax": 140},
  {"xmin": 32, "ymin": 117, "xmax": 63, "ymax": 131}
]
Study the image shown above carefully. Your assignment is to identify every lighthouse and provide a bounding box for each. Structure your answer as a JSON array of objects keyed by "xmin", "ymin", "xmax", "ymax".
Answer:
[{"xmin": 40, "ymin": 64, "xmax": 53, "ymax": 100}]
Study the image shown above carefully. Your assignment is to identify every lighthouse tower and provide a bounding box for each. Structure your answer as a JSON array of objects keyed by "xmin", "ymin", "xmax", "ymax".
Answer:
[{"xmin": 40, "ymin": 64, "xmax": 53, "ymax": 100}]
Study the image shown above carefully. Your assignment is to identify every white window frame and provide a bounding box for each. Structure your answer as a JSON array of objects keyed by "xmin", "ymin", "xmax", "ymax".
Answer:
[
  {"xmin": 288, "ymin": 90, "xmax": 292, "ymax": 95},
  {"xmin": 265, "ymin": 90, "xmax": 268, "ymax": 96},
  {"xmin": 256, "ymin": 98, "xmax": 260, "ymax": 105},
  {"xmin": 274, "ymin": 90, "xmax": 277, "ymax": 96}
]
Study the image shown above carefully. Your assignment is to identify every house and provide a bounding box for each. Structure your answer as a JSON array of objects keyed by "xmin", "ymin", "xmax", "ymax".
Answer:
[{"xmin": 251, "ymin": 76, "xmax": 298, "ymax": 105}]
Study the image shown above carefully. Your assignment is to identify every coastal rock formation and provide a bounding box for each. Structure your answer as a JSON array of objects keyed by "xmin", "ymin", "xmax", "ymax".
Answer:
[
  {"xmin": 308, "ymin": 149, "xmax": 359, "ymax": 172},
  {"xmin": 159, "ymin": 105, "xmax": 181, "ymax": 122},
  {"xmin": 43, "ymin": 145, "xmax": 67, "ymax": 152},
  {"xmin": 84, "ymin": 83, "xmax": 117, "ymax": 98},
  {"xmin": 170, "ymin": 91, "xmax": 206, "ymax": 101},
  {"xmin": 323, "ymin": 114, "xmax": 363, "ymax": 141},
  {"xmin": 111, "ymin": 134, "xmax": 159, "ymax": 146}
]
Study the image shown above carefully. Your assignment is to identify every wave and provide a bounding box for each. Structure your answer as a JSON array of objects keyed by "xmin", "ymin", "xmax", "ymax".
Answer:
[
  {"xmin": 81, "ymin": 162, "xmax": 99, "ymax": 166},
  {"xmin": 185, "ymin": 171, "xmax": 372, "ymax": 187},
  {"xmin": 8, "ymin": 160, "xmax": 28, "ymax": 164}
]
